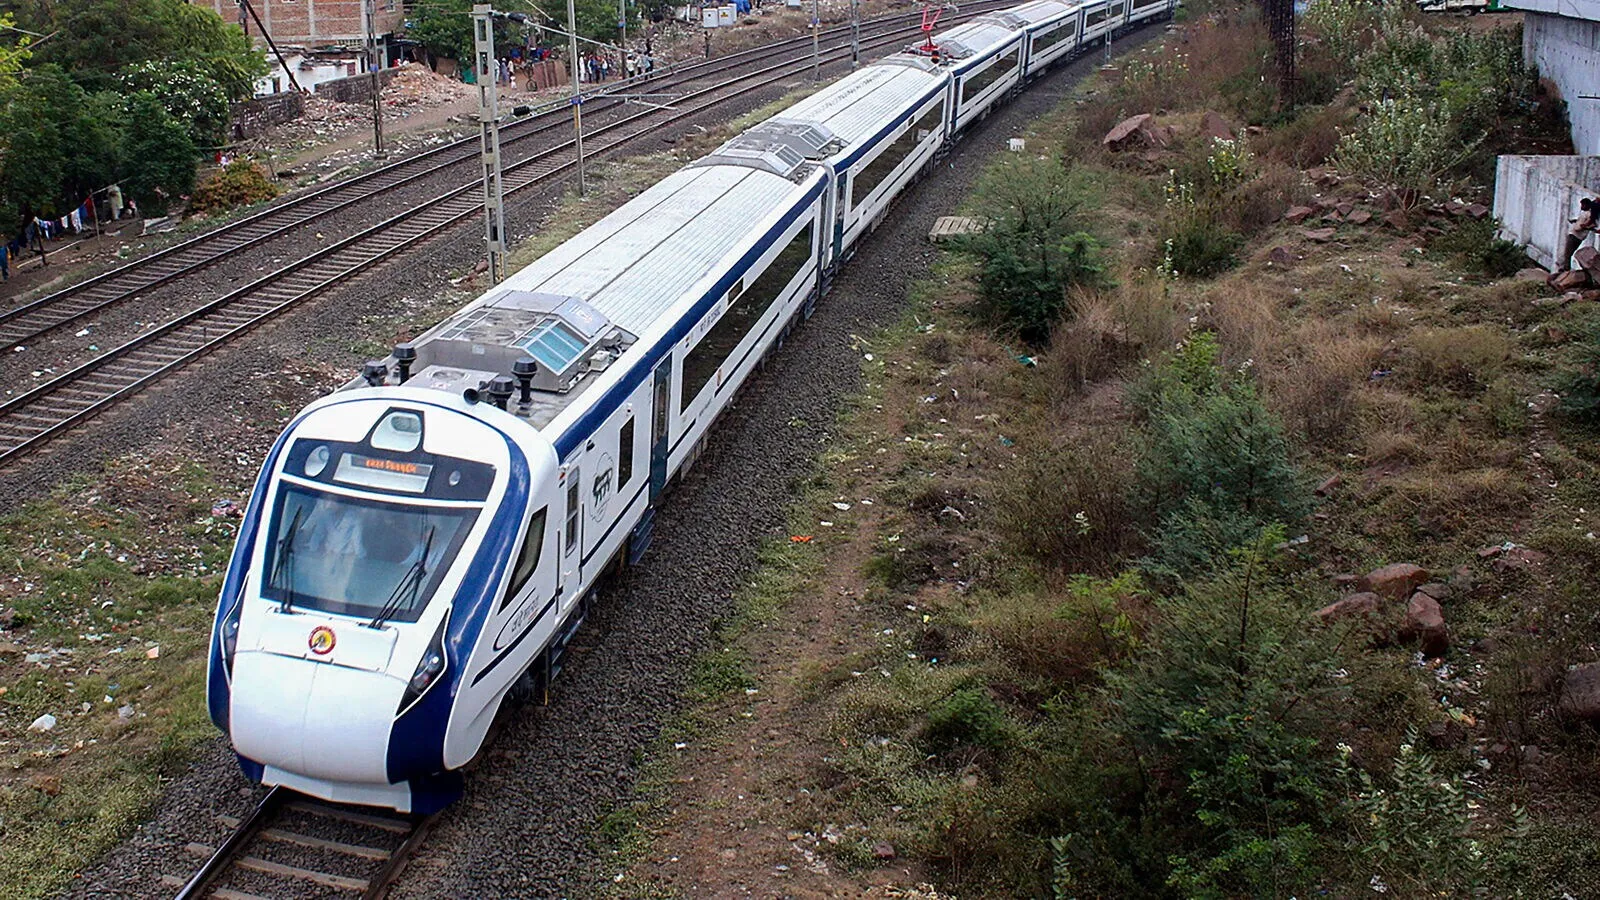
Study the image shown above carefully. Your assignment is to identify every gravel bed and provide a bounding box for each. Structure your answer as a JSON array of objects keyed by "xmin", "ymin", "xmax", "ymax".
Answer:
[{"xmin": 51, "ymin": 25, "xmax": 1162, "ymax": 899}]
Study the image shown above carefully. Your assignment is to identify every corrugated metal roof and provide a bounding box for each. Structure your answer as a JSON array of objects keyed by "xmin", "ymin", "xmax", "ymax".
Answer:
[
  {"xmin": 1008, "ymin": 0, "xmax": 1079, "ymax": 26},
  {"xmin": 780, "ymin": 63, "xmax": 944, "ymax": 151},
  {"xmin": 938, "ymin": 20, "xmax": 1020, "ymax": 59}
]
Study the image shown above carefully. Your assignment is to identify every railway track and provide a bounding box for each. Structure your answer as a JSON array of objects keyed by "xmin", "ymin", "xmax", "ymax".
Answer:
[
  {"xmin": 166, "ymin": 788, "xmax": 436, "ymax": 900},
  {"xmin": 0, "ymin": 3, "xmax": 1019, "ymax": 468},
  {"xmin": 0, "ymin": 0, "xmax": 1016, "ymax": 352}
]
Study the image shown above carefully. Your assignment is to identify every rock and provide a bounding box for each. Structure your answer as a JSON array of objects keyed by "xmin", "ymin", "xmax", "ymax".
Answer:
[
  {"xmin": 1383, "ymin": 209, "xmax": 1410, "ymax": 230},
  {"xmin": 1584, "ymin": 289, "xmax": 1600, "ymax": 302},
  {"xmin": 1445, "ymin": 200, "xmax": 1467, "ymax": 216},
  {"xmin": 1332, "ymin": 573, "xmax": 1360, "ymax": 588},
  {"xmin": 1466, "ymin": 203, "xmax": 1489, "ymax": 219},
  {"xmin": 29, "ymin": 713, "xmax": 56, "ymax": 732},
  {"xmin": 1323, "ymin": 211, "xmax": 1344, "ymax": 223},
  {"xmin": 28, "ymin": 774, "xmax": 62, "ymax": 796},
  {"xmin": 1312, "ymin": 591, "xmax": 1383, "ymax": 623},
  {"xmin": 1476, "ymin": 544, "xmax": 1504, "ymax": 559},
  {"xmin": 1267, "ymin": 245, "xmax": 1296, "ymax": 266},
  {"xmin": 1200, "ymin": 110, "xmax": 1235, "ymax": 142},
  {"xmin": 1300, "ymin": 227, "xmax": 1337, "ymax": 242},
  {"xmin": 1414, "ymin": 582, "xmax": 1451, "ymax": 601},
  {"xmin": 1346, "ymin": 209, "xmax": 1373, "ymax": 225},
  {"xmin": 1493, "ymin": 547, "xmax": 1548, "ymax": 573},
  {"xmin": 1576, "ymin": 246, "xmax": 1600, "ymax": 278},
  {"xmin": 1336, "ymin": 202, "xmax": 1355, "ymax": 217},
  {"xmin": 1314, "ymin": 474, "xmax": 1342, "ymax": 496},
  {"xmin": 1283, "ymin": 206, "xmax": 1315, "ymax": 224},
  {"xmin": 873, "ymin": 841, "xmax": 897, "ymax": 860},
  {"xmin": 1359, "ymin": 563, "xmax": 1429, "ymax": 601},
  {"xmin": 1559, "ymin": 662, "xmax": 1600, "ymax": 721},
  {"xmin": 1515, "ymin": 267, "xmax": 1550, "ymax": 282},
  {"xmin": 1400, "ymin": 592, "xmax": 1449, "ymax": 657},
  {"xmin": 1550, "ymin": 269, "xmax": 1589, "ymax": 291},
  {"xmin": 1103, "ymin": 113, "xmax": 1152, "ymax": 150}
]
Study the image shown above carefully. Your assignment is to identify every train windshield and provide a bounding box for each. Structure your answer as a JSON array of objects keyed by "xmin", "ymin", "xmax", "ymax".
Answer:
[{"xmin": 261, "ymin": 484, "xmax": 479, "ymax": 623}]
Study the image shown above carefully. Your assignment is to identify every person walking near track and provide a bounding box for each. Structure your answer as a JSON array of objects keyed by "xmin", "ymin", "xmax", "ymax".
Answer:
[{"xmin": 1561, "ymin": 197, "xmax": 1598, "ymax": 272}]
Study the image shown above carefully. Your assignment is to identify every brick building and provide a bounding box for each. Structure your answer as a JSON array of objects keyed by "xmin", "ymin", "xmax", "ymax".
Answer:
[{"xmin": 196, "ymin": 0, "xmax": 405, "ymax": 59}]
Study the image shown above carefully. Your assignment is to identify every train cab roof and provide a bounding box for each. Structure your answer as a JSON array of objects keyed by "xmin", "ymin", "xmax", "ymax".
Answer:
[{"xmin": 351, "ymin": 163, "xmax": 823, "ymax": 431}]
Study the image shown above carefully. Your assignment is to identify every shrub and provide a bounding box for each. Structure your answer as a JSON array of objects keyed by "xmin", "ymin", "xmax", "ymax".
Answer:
[
  {"xmin": 955, "ymin": 157, "xmax": 1107, "ymax": 344},
  {"xmin": 190, "ymin": 160, "xmax": 280, "ymax": 213},
  {"xmin": 120, "ymin": 92, "xmax": 198, "ymax": 213},
  {"xmin": 992, "ymin": 429, "xmax": 1143, "ymax": 575},
  {"xmin": 922, "ymin": 687, "xmax": 1012, "ymax": 756},
  {"xmin": 1430, "ymin": 217, "xmax": 1529, "ymax": 278},
  {"xmin": 1049, "ymin": 276, "xmax": 1185, "ymax": 392},
  {"xmin": 1131, "ymin": 334, "xmax": 1307, "ymax": 575},
  {"xmin": 1410, "ymin": 324, "xmax": 1514, "ymax": 394},
  {"xmin": 1334, "ymin": 89, "xmax": 1472, "ymax": 201}
]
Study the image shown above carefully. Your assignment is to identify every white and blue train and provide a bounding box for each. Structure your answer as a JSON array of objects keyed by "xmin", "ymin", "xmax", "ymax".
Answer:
[{"xmin": 206, "ymin": 0, "xmax": 1175, "ymax": 814}]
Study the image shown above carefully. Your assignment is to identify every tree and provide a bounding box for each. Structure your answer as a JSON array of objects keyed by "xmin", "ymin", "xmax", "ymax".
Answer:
[
  {"xmin": 119, "ymin": 59, "xmax": 230, "ymax": 148},
  {"xmin": 0, "ymin": 65, "xmax": 124, "ymax": 224},
  {"xmin": 16, "ymin": 0, "xmax": 264, "ymax": 100},
  {"xmin": 121, "ymin": 92, "xmax": 198, "ymax": 213}
]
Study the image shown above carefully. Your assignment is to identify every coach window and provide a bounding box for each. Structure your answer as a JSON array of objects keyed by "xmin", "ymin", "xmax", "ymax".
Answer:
[
  {"xmin": 1086, "ymin": 6, "xmax": 1107, "ymax": 26},
  {"xmin": 1033, "ymin": 21, "xmax": 1075, "ymax": 52},
  {"xmin": 960, "ymin": 51, "xmax": 1018, "ymax": 107},
  {"xmin": 564, "ymin": 475, "xmax": 580, "ymax": 556},
  {"xmin": 618, "ymin": 417, "xmax": 635, "ymax": 487},
  {"xmin": 501, "ymin": 508, "xmax": 548, "ymax": 611},
  {"xmin": 680, "ymin": 222, "xmax": 815, "ymax": 412},
  {"xmin": 853, "ymin": 99, "xmax": 944, "ymax": 201}
]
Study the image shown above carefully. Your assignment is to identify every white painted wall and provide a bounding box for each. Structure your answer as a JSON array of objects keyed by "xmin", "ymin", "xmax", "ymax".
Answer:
[
  {"xmin": 1493, "ymin": 154, "xmax": 1600, "ymax": 268},
  {"xmin": 1519, "ymin": 12, "xmax": 1600, "ymax": 156}
]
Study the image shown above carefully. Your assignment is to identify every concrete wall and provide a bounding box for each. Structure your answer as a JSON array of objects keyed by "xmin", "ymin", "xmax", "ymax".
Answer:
[
  {"xmin": 312, "ymin": 66, "xmax": 398, "ymax": 103},
  {"xmin": 1521, "ymin": 12, "xmax": 1600, "ymax": 156},
  {"xmin": 230, "ymin": 91, "xmax": 306, "ymax": 139},
  {"xmin": 1493, "ymin": 155, "xmax": 1600, "ymax": 268}
]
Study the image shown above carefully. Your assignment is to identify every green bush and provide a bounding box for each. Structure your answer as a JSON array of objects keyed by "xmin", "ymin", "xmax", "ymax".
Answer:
[
  {"xmin": 922, "ymin": 687, "xmax": 1012, "ymax": 756},
  {"xmin": 1557, "ymin": 322, "xmax": 1600, "ymax": 426},
  {"xmin": 120, "ymin": 92, "xmax": 198, "ymax": 212},
  {"xmin": 955, "ymin": 156, "xmax": 1106, "ymax": 344},
  {"xmin": 1154, "ymin": 172, "xmax": 1244, "ymax": 278},
  {"xmin": 1429, "ymin": 217, "xmax": 1529, "ymax": 278},
  {"xmin": 190, "ymin": 160, "xmax": 280, "ymax": 213},
  {"xmin": 992, "ymin": 430, "xmax": 1142, "ymax": 575},
  {"xmin": 1130, "ymin": 333, "xmax": 1307, "ymax": 575}
]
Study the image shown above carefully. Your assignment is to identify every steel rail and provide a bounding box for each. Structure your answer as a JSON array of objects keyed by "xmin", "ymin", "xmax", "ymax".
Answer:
[
  {"xmin": 0, "ymin": 12, "xmax": 990, "ymax": 467},
  {"xmin": 173, "ymin": 787, "xmax": 287, "ymax": 900},
  {"xmin": 0, "ymin": 0, "xmax": 1015, "ymax": 350}
]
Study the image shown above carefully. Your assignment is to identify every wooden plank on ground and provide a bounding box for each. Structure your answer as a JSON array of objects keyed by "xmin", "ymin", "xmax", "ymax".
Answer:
[
  {"xmin": 235, "ymin": 855, "xmax": 368, "ymax": 892},
  {"xmin": 286, "ymin": 801, "xmax": 410, "ymax": 833}
]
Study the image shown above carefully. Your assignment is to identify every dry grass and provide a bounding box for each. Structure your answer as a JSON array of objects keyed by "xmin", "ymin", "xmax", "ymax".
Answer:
[
  {"xmin": 1408, "ymin": 324, "xmax": 1516, "ymax": 393},
  {"xmin": 1262, "ymin": 322, "xmax": 1385, "ymax": 448},
  {"xmin": 1047, "ymin": 273, "xmax": 1186, "ymax": 397}
]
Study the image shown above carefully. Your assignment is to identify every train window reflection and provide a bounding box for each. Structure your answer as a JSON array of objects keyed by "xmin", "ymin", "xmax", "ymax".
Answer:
[{"xmin": 262, "ymin": 485, "xmax": 478, "ymax": 623}]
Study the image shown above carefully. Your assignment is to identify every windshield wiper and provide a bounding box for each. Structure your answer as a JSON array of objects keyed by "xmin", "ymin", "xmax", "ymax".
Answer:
[
  {"xmin": 271, "ymin": 506, "xmax": 305, "ymax": 613},
  {"xmin": 367, "ymin": 525, "xmax": 436, "ymax": 629}
]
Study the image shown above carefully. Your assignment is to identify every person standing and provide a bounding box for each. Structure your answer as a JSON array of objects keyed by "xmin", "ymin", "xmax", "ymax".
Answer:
[{"xmin": 1562, "ymin": 197, "xmax": 1598, "ymax": 272}]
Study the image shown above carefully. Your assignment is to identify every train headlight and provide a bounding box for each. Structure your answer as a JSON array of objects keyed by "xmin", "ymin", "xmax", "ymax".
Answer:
[
  {"xmin": 218, "ymin": 589, "xmax": 246, "ymax": 682},
  {"xmin": 398, "ymin": 614, "xmax": 450, "ymax": 714}
]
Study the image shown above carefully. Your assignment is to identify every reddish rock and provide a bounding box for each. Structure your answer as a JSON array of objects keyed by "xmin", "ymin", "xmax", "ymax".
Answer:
[
  {"xmin": 1103, "ymin": 113, "xmax": 1152, "ymax": 150},
  {"xmin": 1359, "ymin": 563, "xmax": 1429, "ymax": 601},
  {"xmin": 1267, "ymin": 245, "xmax": 1296, "ymax": 266},
  {"xmin": 1584, "ymin": 289, "xmax": 1600, "ymax": 302},
  {"xmin": 1550, "ymin": 269, "xmax": 1589, "ymax": 291},
  {"xmin": 1346, "ymin": 209, "xmax": 1373, "ymax": 225},
  {"xmin": 1314, "ymin": 474, "xmax": 1342, "ymax": 496},
  {"xmin": 1477, "ymin": 544, "xmax": 1504, "ymax": 559},
  {"xmin": 1383, "ymin": 209, "xmax": 1410, "ymax": 230},
  {"xmin": 1575, "ymin": 246, "xmax": 1600, "ymax": 277},
  {"xmin": 1493, "ymin": 547, "xmax": 1548, "ymax": 573},
  {"xmin": 1336, "ymin": 202, "xmax": 1355, "ymax": 217},
  {"xmin": 873, "ymin": 841, "xmax": 897, "ymax": 860},
  {"xmin": 1401, "ymin": 592, "xmax": 1449, "ymax": 656},
  {"xmin": 1201, "ymin": 110, "xmax": 1235, "ymax": 142},
  {"xmin": 1301, "ymin": 227, "xmax": 1337, "ymax": 242},
  {"xmin": 1445, "ymin": 200, "xmax": 1468, "ymax": 216},
  {"xmin": 1323, "ymin": 212, "xmax": 1344, "ymax": 223},
  {"xmin": 1466, "ymin": 203, "xmax": 1489, "ymax": 219},
  {"xmin": 1332, "ymin": 573, "xmax": 1361, "ymax": 588},
  {"xmin": 1559, "ymin": 663, "xmax": 1600, "ymax": 721},
  {"xmin": 1284, "ymin": 206, "xmax": 1315, "ymax": 224},
  {"xmin": 1515, "ymin": 267, "xmax": 1550, "ymax": 282},
  {"xmin": 1415, "ymin": 582, "xmax": 1451, "ymax": 601},
  {"xmin": 1313, "ymin": 591, "xmax": 1383, "ymax": 623}
]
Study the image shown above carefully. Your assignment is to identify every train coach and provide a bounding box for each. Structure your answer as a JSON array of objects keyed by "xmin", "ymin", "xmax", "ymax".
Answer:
[{"xmin": 206, "ymin": 0, "xmax": 1175, "ymax": 814}]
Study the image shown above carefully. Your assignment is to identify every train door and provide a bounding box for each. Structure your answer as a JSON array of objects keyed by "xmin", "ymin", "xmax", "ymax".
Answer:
[
  {"xmin": 649, "ymin": 359, "xmax": 671, "ymax": 502},
  {"xmin": 559, "ymin": 461, "xmax": 582, "ymax": 612},
  {"xmin": 831, "ymin": 172, "xmax": 848, "ymax": 265}
]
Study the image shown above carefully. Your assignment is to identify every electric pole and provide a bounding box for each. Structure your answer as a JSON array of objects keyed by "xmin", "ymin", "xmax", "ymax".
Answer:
[
  {"xmin": 811, "ymin": 0, "xmax": 820, "ymax": 81},
  {"xmin": 366, "ymin": 0, "xmax": 385, "ymax": 158},
  {"xmin": 850, "ymin": 0, "xmax": 860, "ymax": 67},
  {"xmin": 472, "ymin": 4, "xmax": 507, "ymax": 283},
  {"xmin": 619, "ymin": 0, "xmax": 627, "ymax": 58},
  {"xmin": 568, "ymin": 0, "xmax": 586, "ymax": 196}
]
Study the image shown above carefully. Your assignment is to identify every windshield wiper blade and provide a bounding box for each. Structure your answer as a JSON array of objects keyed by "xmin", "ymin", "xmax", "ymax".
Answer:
[
  {"xmin": 367, "ymin": 525, "xmax": 436, "ymax": 629},
  {"xmin": 271, "ymin": 506, "xmax": 305, "ymax": 613}
]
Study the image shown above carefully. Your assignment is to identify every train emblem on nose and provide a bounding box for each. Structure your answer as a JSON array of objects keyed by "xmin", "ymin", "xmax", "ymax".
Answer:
[{"xmin": 308, "ymin": 626, "xmax": 337, "ymax": 656}]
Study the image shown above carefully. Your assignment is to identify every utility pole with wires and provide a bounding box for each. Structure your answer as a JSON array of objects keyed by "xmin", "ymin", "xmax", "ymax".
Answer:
[
  {"xmin": 472, "ymin": 4, "xmax": 508, "ymax": 283},
  {"xmin": 568, "ymin": 0, "xmax": 586, "ymax": 196},
  {"xmin": 810, "ymin": 0, "xmax": 820, "ymax": 80},
  {"xmin": 850, "ymin": 0, "xmax": 860, "ymax": 67},
  {"xmin": 365, "ymin": 0, "xmax": 386, "ymax": 159}
]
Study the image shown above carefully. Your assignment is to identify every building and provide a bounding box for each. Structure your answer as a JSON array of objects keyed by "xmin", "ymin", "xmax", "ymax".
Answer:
[
  {"xmin": 1493, "ymin": 0, "xmax": 1600, "ymax": 268},
  {"xmin": 195, "ymin": 0, "xmax": 405, "ymax": 94}
]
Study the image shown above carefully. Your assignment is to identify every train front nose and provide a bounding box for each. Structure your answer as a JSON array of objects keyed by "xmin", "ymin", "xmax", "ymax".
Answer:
[{"xmin": 229, "ymin": 650, "xmax": 405, "ymax": 784}]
